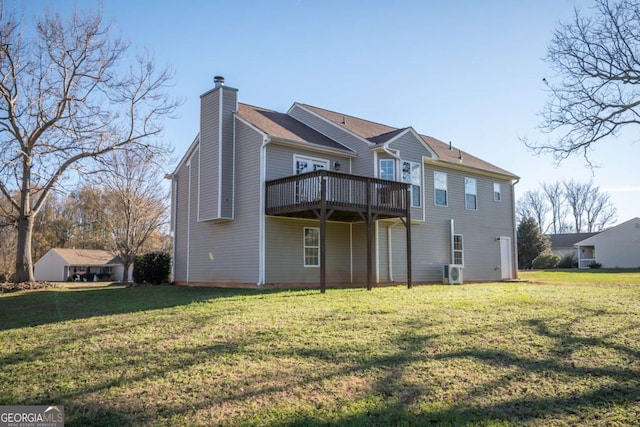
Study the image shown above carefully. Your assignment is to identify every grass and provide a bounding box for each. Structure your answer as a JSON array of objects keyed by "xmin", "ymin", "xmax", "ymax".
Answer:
[{"xmin": 1, "ymin": 274, "xmax": 640, "ymax": 426}]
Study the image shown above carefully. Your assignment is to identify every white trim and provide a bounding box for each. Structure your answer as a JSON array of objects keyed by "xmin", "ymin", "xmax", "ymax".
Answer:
[
  {"xmin": 303, "ymin": 227, "xmax": 320, "ymax": 267},
  {"xmin": 434, "ymin": 171, "xmax": 448, "ymax": 207},
  {"xmin": 464, "ymin": 177, "xmax": 478, "ymax": 211},
  {"xmin": 424, "ymin": 157, "xmax": 518, "ymax": 182},
  {"xmin": 217, "ymin": 90, "xmax": 223, "ymax": 219},
  {"xmin": 258, "ymin": 136, "xmax": 269, "ymax": 285},
  {"xmin": 173, "ymin": 134, "xmax": 200, "ymax": 175},
  {"xmin": 236, "ymin": 114, "xmax": 269, "ymax": 139},
  {"xmin": 293, "ymin": 154, "xmax": 330, "ymax": 174},
  {"xmin": 375, "ymin": 220, "xmax": 379, "ymax": 283},
  {"xmin": 379, "ymin": 127, "xmax": 438, "ymax": 159},
  {"xmin": 186, "ymin": 159, "xmax": 192, "ymax": 283}
]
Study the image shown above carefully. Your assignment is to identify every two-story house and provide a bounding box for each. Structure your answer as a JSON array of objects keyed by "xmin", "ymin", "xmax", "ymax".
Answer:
[{"xmin": 170, "ymin": 77, "xmax": 519, "ymax": 291}]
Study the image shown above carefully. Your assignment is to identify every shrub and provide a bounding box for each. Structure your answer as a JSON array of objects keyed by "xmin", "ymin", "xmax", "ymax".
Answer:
[
  {"xmin": 588, "ymin": 261, "xmax": 602, "ymax": 269},
  {"xmin": 133, "ymin": 252, "xmax": 171, "ymax": 285},
  {"xmin": 558, "ymin": 254, "xmax": 576, "ymax": 269},
  {"xmin": 532, "ymin": 253, "xmax": 561, "ymax": 269}
]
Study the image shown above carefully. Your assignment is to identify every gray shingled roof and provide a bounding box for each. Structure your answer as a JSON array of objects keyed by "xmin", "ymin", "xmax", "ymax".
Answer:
[
  {"xmin": 301, "ymin": 104, "xmax": 518, "ymax": 178},
  {"xmin": 237, "ymin": 103, "xmax": 354, "ymax": 152},
  {"xmin": 50, "ymin": 248, "xmax": 122, "ymax": 266},
  {"xmin": 548, "ymin": 233, "xmax": 599, "ymax": 249}
]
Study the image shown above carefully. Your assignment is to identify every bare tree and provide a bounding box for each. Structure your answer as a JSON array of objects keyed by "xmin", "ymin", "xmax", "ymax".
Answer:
[
  {"xmin": 97, "ymin": 150, "xmax": 169, "ymax": 283},
  {"xmin": 563, "ymin": 180, "xmax": 590, "ymax": 232},
  {"xmin": 518, "ymin": 179, "xmax": 617, "ymax": 234},
  {"xmin": 563, "ymin": 180, "xmax": 617, "ymax": 232},
  {"xmin": 586, "ymin": 192, "xmax": 617, "ymax": 232},
  {"xmin": 516, "ymin": 189, "xmax": 550, "ymax": 232},
  {"xmin": 0, "ymin": 5, "xmax": 178, "ymax": 282},
  {"xmin": 541, "ymin": 182, "xmax": 568, "ymax": 233},
  {"xmin": 528, "ymin": 0, "xmax": 640, "ymax": 162}
]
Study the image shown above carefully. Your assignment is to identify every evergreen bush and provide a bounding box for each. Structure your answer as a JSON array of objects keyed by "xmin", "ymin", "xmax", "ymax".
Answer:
[
  {"xmin": 532, "ymin": 253, "xmax": 561, "ymax": 269},
  {"xmin": 133, "ymin": 252, "xmax": 171, "ymax": 285}
]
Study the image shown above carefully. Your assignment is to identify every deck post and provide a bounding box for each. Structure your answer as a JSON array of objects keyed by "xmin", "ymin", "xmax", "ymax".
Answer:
[
  {"xmin": 320, "ymin": 175, "xmax": 327, "ymax": 293},
  {"xmin": 406, "ymin": 186, "xmax": 412, "ymax": 289},
  {"xmin": 366, "ymin": 178, "xmax": 373, "ymax": 291}
]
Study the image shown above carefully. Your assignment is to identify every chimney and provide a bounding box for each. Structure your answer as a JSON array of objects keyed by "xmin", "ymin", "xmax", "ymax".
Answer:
[{"xmin": 214, "ymin": 75, "xmax": 225, "ymax": 88}]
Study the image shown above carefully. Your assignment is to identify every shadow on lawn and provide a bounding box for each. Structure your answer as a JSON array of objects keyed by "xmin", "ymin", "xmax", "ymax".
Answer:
[
  {"xmin": 0, "ymin": 285, "xmax": 287, "ymax": 331},
  {"xmin": 60, "ymin": 313, "xmax": 640, "ymax": 426}
]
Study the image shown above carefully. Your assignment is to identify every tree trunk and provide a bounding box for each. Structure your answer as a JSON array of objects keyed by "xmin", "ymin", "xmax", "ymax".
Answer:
[
  {"xmin": 122, "ymin": 261, "xmax": 131, "ymax": 283},
  {"xmin": 14, "ymin": 215, "xmax": 35, "ymax": 283}
]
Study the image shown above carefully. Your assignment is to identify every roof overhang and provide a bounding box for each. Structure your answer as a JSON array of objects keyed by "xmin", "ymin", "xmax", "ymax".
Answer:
[{"xmin": 423, "ymin": 157, "xmax": 519, "ymax": 182}]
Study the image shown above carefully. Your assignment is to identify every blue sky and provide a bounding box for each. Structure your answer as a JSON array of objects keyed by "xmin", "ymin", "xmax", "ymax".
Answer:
[{"xmin": 23, "ymin": 0, "xmax": 639, "ymax": 224}]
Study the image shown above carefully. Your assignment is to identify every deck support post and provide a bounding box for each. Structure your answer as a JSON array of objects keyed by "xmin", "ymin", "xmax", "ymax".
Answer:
[
  {"xmin": 405, "ymin": 187, "xmax": 412, "ymax": 289},
  {"xmin": 320, "ymin": 175, "xmax": 327, "ymax": 294}
]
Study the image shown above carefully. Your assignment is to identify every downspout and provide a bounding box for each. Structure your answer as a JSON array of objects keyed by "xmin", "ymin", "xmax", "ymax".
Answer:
[
  {"xmin": 257, "ymin": 136, "xmax": 269, "ymax": 286},
  {"xmin": 511, "ymin": 178, "xmax": 520, "ymax": 278}
]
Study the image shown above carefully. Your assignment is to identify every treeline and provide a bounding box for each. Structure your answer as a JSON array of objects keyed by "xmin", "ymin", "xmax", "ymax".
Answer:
[
  {"xmin": 0, "ymin": 152, "xmax": 172, "ymax": 281},
  {"xmin": 516, "ymin": 180, "xmax": 617, "ymax": 233}
]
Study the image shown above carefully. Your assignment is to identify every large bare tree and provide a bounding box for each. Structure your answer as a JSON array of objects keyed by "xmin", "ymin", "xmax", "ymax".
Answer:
[
  {"xmin": 97, "ymin": 150, "xmax": 169, "ymax": 283},
  {"xmin": 516, "ymin": 189, "xmax": 550, "ymax": 233},
  {"xmin": 0, "ymin": 5, "xmax": 177, "ymax": 282},
  {"xmin": 528, "ymin": 0, "xmax": 640, "ymax": 161}
]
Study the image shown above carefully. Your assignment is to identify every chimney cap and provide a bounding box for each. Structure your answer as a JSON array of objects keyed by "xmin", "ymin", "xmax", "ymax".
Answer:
[{"xmin": 214, "ymin": 75, "xmax": 225, "ymax": 87}]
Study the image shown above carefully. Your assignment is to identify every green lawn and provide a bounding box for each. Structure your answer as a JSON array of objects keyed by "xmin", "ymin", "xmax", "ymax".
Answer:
[{"xmin": 1, "ymin": 273, "xmax": 640, "ymax": 426}]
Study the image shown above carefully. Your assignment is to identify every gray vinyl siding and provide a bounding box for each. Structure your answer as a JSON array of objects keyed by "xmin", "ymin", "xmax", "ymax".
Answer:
[
  {"xmin": 219, "ymin": 90, "xmax": 237, "ymax": 219},
  {"xmin": 351, "ymin": 222, "xmax": 368, "ymax": 283},
  {"xmin": 198, "ymin": 86, "xmax": 237, "ymax": 221},
  {"xmin": 174, "ymin": 119, "xmax": 262, "ymax": 284},
  {"xmin": 419, "ymin": 165, "xmax": 515, "ymax": 281},
  {"xmin": 288, "ymin": 105, "xmax": 374, "ymax": 176},
  {"xmin": 265, "ymin": 217, "xmax": 351, "ymax": 284},
  {"xmin": 198, "ymin": 90, "xmax": 220, "ymax": 220},
  {"xmin": 265, "ymin": 143, "xmax": 349, "ymax": 180},
  {"xmin": 173, "ymin": 148, "xmax": 197, "ymax": 282}
]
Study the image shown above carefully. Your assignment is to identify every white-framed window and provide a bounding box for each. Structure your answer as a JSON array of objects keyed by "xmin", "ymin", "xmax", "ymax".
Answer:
[
  {"xmin": 294, "ymin": 155, "xmax": 328, "ymax": 174},
  {"xmin": 453, "ymin": 234, "xmax": 464, "ymax": 265},
  {"xmin": 434, "ymin": 171, "xmax": 447, "ymax": 207},
  {"xmin": 402, "ymin": 160, "xmax": 421, "ymax": 207},
  {"xmin": 304, "ymin": 227, "xmax": 320, "ymax": 267},
  {"xmin": 294, "ymin": 155, "xmax": 329, "ymax": 203},
  {"xmin": 379, "ymin": 159, "xmax": 395, "ymax": 180},
  {"xmin": 465, "ymin": 177, "xmax": 477, "ymax": 210},
  {"xmin": 493, "ymin": 183, "xmax": 501, "ymax": 202}
]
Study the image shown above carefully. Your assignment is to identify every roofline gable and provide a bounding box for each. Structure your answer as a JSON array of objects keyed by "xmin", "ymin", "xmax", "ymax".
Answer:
[
  {"xmin": 379, "ymin": 127, "xmax": 439, "ymax": 159},
  {"xmin": 287, "ymin": 102, "xmax": 375, "ymax": 148}
]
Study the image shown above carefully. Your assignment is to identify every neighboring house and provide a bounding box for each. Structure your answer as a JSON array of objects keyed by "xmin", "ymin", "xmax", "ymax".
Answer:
[
  {"xmin": 574, "ymin": 217, "xmax": 640, "ymax": 268},
  {"xmin": 548, "ymin": 233, "xmax": 598, "ymax": 259},
  {"xmin": 34, "ymin": 248, "xmax": 132, "ymax": 282},
  {"xmin": 169, "ymin": 77, "xmax": 519, "ymax": 290}
]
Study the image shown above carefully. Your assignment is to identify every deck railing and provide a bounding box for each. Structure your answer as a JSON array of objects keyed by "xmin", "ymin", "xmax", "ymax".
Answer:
[{"xmin": 265, "ymin": 170, "xmax": 410, "ymax": 217}]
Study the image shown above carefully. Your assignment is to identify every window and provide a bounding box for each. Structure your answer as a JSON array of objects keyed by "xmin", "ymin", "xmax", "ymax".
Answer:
[
  {"xmin": 434, "ymin": 171, "xmax": 447, "ymax": 206},
  {"xmin": 379, "ymin": 159, "xmax": 395, "ymax": 180},
  {"xmin": 453, "ymin": 234, "xmax": 464, "ymax": 265},
  {"xmin": 294, "ymin": 155, "xmax": 329, "ymax": 202},
  {"xmin": 402, "ymin": 160, "xmax": 421, "ymax": 207},
  {"xmin": 465, "ymin": 177, "xmax": 477, "ymax": 210},
  {"xmin": 493, "ymin": 183, "xmax": 501, "ymax": 202},
  {"xmin": 304, "ymin": 227, "xmax": 320, "ymax": 267}
]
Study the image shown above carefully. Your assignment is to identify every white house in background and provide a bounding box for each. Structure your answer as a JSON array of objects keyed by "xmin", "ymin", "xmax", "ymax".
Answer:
[
  {"xmin": 548, "ymin": 233, "xmax": 598, "ymax": 259},
  {"xmin": 574, "ymin": 217, "xmax": 640, "ymax": 268},
  {"xmin": 34, "ymin": 248, "xmax": 132, "ymax": 282}
]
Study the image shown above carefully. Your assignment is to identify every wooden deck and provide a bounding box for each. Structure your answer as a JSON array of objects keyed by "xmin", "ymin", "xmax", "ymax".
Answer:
[{"xmin": 265, "ymin": 170, "xmax": 412, "ymax": 292}]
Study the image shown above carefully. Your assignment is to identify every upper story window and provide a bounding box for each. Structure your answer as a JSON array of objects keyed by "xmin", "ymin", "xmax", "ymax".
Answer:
[
  {"xmin": 493, "ymin": 183, "xmax": 501, "ymax": 202},
  {"xmin": 465, "ymin": 177, "xmax": 477, "ymax": 210},
  {"xmin": 295, "ymin": 155, "xmax": 328, "ymax": 174},
  {"xmin": 434, "ymin": 171, "xmax": 447, "ymax": 207},
  {"xmin": 379, "ymin": 159, "xmax": 395, "ymax": 180},
  {"xmin": 402, "ymin": 160, "xmax": 421, "ymax": 207}
]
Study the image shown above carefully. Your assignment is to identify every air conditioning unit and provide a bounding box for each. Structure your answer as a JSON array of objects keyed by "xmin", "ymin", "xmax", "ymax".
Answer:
[{"xmin": 443, "ymin": 264, "xmax": 463, "ymax": 284}]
